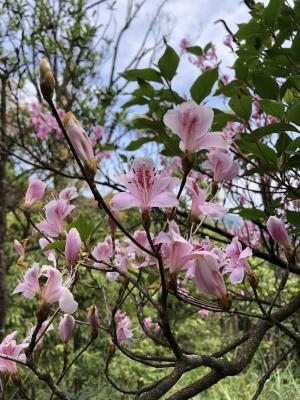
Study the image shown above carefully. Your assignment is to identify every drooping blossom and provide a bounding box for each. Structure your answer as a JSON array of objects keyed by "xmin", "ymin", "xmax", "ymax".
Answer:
[
  {"xmin": 163, "ymin": 101, "xmax": 228, "ymax": 153},
  {"xmin": 0, "ymin": 332, "xmax": 27, "ymax": 376},
  {"xmin": 13, "ymin": 264, "xmax": 78, "ymax": 314},
  {"xmin": 111, "ymin": 158, "xmax": 179, "ymax": 211},
  {"xmin": 267, "ymin": 216, "xmax": 291, "ymax": 248},
  {"xmin": 156, "ymin": 221, "xmax": 193, "ymax": 274},
  {"xmin": 222, "ymin": 237, "xmax": 252, "ymax": 284},
  {"xmin": 59, "ymin": 314, "xmax": 75, "ymax": 343},
  {"xmin": 65, "ymin": 228, "xmax": 81, "ymax": 266},
  {"xmin": 187, "ymin": 251, "xmax": 227, "ymax": 298},
  {"xmin": 63, "ymin": 112, "xmax": 95, "ymax": 162},
  {"xmin": 203, "ymin": 149, "xmax": 239, "ymax": 182},
  {"xmin": 37, "ymin": 199, "xmax": 75, "ymax": 237},
  {"xmin": 24, "ymin": 179, "xmax": 46, "ymax": 206},
  {"xmin": 59, "ymin": 186, "xmax": 78, "ymax": 202},
  {"xmin": 223, "ymin": 35, "xmax": 234, "ymax": 51},
  {"xmin": 179, "ymin": 38, "xmax": 190, "ymax": 51},
  {"xmin": 115, "ymin": 311, "xmax": 133, "ymax": 344},
  {"xmin": 186, "ymin": 178, "xmax": 226, "ymax": 219}
]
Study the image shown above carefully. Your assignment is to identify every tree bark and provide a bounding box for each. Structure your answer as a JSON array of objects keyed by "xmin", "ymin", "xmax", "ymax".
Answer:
[{"xmin": 0, "ymin": 75, "xmax": 8, "ymax": 339}]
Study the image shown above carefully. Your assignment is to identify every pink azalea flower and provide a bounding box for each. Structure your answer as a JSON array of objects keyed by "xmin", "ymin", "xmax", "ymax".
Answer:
[
  {"xmin": 186, "ymin": 178, "xmax": 226, "ymax": 219},
  {"xmin": 42, "ymin": 266, "xmax": 78, "ymax": 314},
  {"xmin": 199, "ymin": 309, "xmax": 210, "ymax": 317},
  {"xmin": 63, "ymin": 112, "xmax": 94, "ymax": 162},
  {"xmin": 163, "ymin": 101, "xmax": 228, "ymax": 153},
  {"xmin": 187, "ymin": 251, "xmax": 227, "ymax": 298},
  {"xmin": 223, "ymin": 35, "xmax": 234, "ymax": 51},
  {"xmin": 93, "ymin": 125, "xmax": 104, "ymax": 139},
  {"xmin": 203, "ymin": 149, "xmax": 239, "ymax": 182},
  {"xmin": 24, "ymin": 179, "xmax": 46, "ymax": 206},
  {"xmin": 179, "ymin": 38, "xmax": 190, "ymax": 51},
  {"xmin": 222, "ymin": 237, "xmax": 252, "ymax": 284},
  {"xmin": 156, "ymin": 221, "xmax": 193, "ymax": 274},
  {"xmin": 59, "ymin": 186, "xmax": 78, "ymax": 202},
  {"xmin": 37, "ymin": 199, "xmax": 75, "ymax": 237},
  {"xmin": 115, "ymin": 310, "xmax": 133, "ymax": 344},
  {"xmin": 13, "ymin": 263, "xmax": 40, "ymax": 299},
  {"xmin": 111, "ymin": 158, "xmax": 179, "ymax": 211},
  {"xmin": 65, "ymin": 228, "xmax": 81, "ymax": 266},
  {"xmin": 59, "ymin": 314, "xmax": 75, "ymax": 343},
  {"xmin": 267, "ymin": 216, "xmax": 290, "ymax": 248},
  {"xmin": 0, "ymin": 332, "xmax": 27, "ymax": 376},
  {"xmin": 92, "ymin": 237, "xmax": 112, "ymax": 265}
]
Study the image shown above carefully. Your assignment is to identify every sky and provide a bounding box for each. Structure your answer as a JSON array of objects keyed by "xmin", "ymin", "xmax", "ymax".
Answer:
[{"xmin": 95, "ymin": 0, "xmax": 267, "ymax": 98}]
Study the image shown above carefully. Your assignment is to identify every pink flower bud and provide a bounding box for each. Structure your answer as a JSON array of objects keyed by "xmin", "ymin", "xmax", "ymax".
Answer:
[
  {"xmin": 59, "ymin": 314, "xmax": 75, "ymax": 343},
  {"xmin": 65, "ymin": 228, "xmax": 81, "ymax": 266},
  {"xmin": 25, "ymin": 179, "xmax": 46, "ymax": 206},
  {"xmin": 63, "ymin": 112, "xmax": 95, "ymax": 163},
  {"xmin": 266, "ymin": 216, "xmax": 290, "ymax": 248},
  {"xmin": 14, "ymin": 240, "xmax": 25, "ymax": 257},
  {"xmin": 87, "ymin": 306, "xmax": 99, "ymax": 337}
]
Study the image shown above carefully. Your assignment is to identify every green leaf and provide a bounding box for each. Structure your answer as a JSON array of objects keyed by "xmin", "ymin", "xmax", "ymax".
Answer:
[
  {"xmin": 122, "ymin": 97, "xmax": 148, "ymax": 108},
  {"xmin": 248, "ymin": 123, "xmax": 297, "ymax": 142},
  {"xmin": 263, "ymin": 0, "xmax": 282, "ymax": 27},
  {"xmin": 260, "ymin": 100, "xmax": 285, "ymax": 118},
  {"xmin": 186, "ymin": 46, "xmax": 203, "ymax": 56},
  {"xmin": 251, "ymin": 72, "xmax": 279, "ymax": 100},
  {"xmin": 286, "ymin": 210, "xmax": 300, "ymax": 231},
  {"xmin": 121, "ymin": 68, "xmax": 162, "ymax": 83},
  {"xmin": 190, "ymin": 68, "xmax": 218, "ymax": 104},
  {"xmin": 125, "ymin": 137, "xmax": 154, "ymax": 151},
  {"xmin": 212, "ymin": 109, "xmax": 242, "ymax": 131},
  {"xmin": 158, "ymin": 44, "xmax": 180, "ymax": 81},
  {"xmin": 286, "ymin": 102, "xmax": 300, "ymax": 125},
  {"xmin": 229, "ymin": 92, "xmax": 252, "ymax": 120},
  {"xmin": 238, "ymin": 208, "xmax": 266, "ymax": 220},
  {"xmin": 132, "ymin": 117, "xmax": 164, "ymax": 132},
  {"xmin": 132, "ymin": 81, "xmax": 155, "ymax": 97},
  {"xmin": 68, "ymin": 215, "xmax": 94, "ymax": 242},
  {"xmin": 43, "ymin": 240, "xmax": 66, "ymax": 252}
]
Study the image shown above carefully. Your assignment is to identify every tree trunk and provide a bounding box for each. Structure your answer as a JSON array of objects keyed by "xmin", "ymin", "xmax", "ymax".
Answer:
[{"xmin": 0, "ymin": 76, "xmax": 8, "ymax": 339}]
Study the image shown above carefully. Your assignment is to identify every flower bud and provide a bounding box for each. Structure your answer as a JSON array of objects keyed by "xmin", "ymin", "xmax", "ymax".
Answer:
[
  {"xmin": 59, "ymin": 314, "xmax": 75, "ymax": 343},
  {"xmin": 39, "ymin": 58, "xmax": 55, "ymax": 102},
  {"xmin": 87, "ymin": 305, "xmax": 99, "ymax": 338},
  {"xmin": 65, "ymin": 228, "xmax": 81, "ymax": 266},
  {"xmin": 63, "ymin": 112, "xmax": 97, "ymax": 179},
  {"xmin": 266, "ymin": 216, "xmax": 290, "ymax": 248}
]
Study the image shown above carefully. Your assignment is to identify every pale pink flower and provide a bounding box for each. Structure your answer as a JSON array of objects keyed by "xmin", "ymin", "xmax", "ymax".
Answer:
[
  {"xmin": 65, "ymin": 228, "xmax": 81, "ymax": 266},
  {"xmin": 222, "ymin": 237, "xmax": 252, "ymax": 284},
  {"xmin": 93, "ymin": 125, "xmax": 104, "ymax": 138},
  {"xmin": 163, "ymin": 101, "xmax": 228, "ymax": 153},
  {"xmin": 37, "ymin": 199, "xmax": 75, "ymax": 237},
  {"xmin": 25, "ymin": 179, "xmax": 46, "ymax": 206},
  {"xmin": 156, "ymin": 221, "xmax": 193, "ymax": 274},
  {"xmin": 267, "ymin": 216, "xmax": 290, "ymax": 248},
  {"xmin": 59, "ymin": 314, "xmax": 75, "ymax": 343},
  {"xmin": 59, "ymin": 187, "xmax": 78, "ymax": 202},
  {"xmin": 0, "ymin": 332, "xmax": 27, "ymax": 376},
  {"xmin": 115, "ymin": 311, "xmax": 133, "ymax": 344},
  {"xmin": 179, "ymin": 38, "xmax": 190, "ymax": 51},
  {"xmin": 63, "ymin": 112, "xmax": 94, "ymax": 162},
  {"xmin": 186, "ymin": 178, "xmax": 226, "ymax": 219},
  {"xmin": 187, "ymin": 251, "xmax": 227, "ymax": 298},
  {"xmin": 13, "ymin": 263, "xmax": 40, "ymax": 299},
  {"xmin": 223, "ymin": 35, "xmax": 234, "ymax": 51},
  {"xmin": 203, "ymin": 149, "xmax": 239, "ymax": 182},
  {"xmin": 92, "ymin": 237, "xmax": 112, "ymax": 265},
  {"xmin": 111, "ymin": 158, "xmax": 178, "ymax": 211}
]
